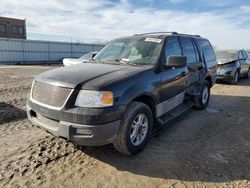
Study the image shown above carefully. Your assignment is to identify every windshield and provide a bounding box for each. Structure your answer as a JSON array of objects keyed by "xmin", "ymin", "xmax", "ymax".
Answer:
[
  {"xmin": 94, "ymin": 37, "xmax": 162, "ymax": 65},
  {"xmin": 215, "ymin": 51, "xmax": 237, "ymax": 60},
  {"xmin": 79, "ymin": 53, "xmax": 92, "ymax": 60}
]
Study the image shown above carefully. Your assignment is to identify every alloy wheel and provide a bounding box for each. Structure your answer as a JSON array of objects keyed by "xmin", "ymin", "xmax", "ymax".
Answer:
[{"xmin": 130, "ymin": 114, "xmax": 148, "ymax": 146}]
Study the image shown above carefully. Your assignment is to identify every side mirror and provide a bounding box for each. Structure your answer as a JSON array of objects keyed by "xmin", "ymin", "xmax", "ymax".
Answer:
[{"xmin": 165, "ymin": 56, "xmax": 187, "ymax": 68}]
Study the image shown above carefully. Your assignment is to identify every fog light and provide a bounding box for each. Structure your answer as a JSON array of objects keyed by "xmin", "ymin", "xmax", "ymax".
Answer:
[
  {"xmin": 76, "ymin": 128, "xmax": 93, "ymax": 135},
  {"xmin": 30, "ymin": 110, "xmax": 37, "ymax": 117}
]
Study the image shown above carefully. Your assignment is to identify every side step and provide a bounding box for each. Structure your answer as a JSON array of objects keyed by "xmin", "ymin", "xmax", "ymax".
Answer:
[{"xmin": 157, "ymin": 101, "xmax": 194, "ymax": 126}]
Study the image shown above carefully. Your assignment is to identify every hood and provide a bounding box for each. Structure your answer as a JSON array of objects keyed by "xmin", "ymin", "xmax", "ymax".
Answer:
[
  {"xmin": 35, "ymin": 63, "xmax": 146, "ymax": 89},
  {"xmin": 217, "ymin": 59, "xmax": 236, "ymax": 65}
]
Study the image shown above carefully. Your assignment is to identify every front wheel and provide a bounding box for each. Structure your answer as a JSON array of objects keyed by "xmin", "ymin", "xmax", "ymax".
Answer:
[
  {"xmin": 113, "ymin": 102, "xmax": 153, "ymax": 155},
  {"xmin": 194, "ymin": 81, "xmax": 210, "ymax": 110}
]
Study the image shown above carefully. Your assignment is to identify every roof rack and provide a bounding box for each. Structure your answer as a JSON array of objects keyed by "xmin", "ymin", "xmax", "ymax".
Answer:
[
  {"xmin": 134, "ymin": 32, "xmax": 201, "ymax": 38},
  {"xmin": 176, "ymin": 33, "xmax": 201, "ymax": 37},
  {"xmin": 134, "ymin": 32, "xmax": 178, "ymax": 36}
]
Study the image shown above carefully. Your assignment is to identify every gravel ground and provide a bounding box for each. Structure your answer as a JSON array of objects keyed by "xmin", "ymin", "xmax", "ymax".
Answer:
[{"xmin": 0, "ymin": 65, "xmax": 249, "ymax": 188}]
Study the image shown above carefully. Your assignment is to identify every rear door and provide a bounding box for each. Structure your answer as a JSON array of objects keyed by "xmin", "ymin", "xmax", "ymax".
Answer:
[
  {"xmin": 196, "ymin": 39, "xmax": 217, "ymax": 84},
  {"xmin": 180, "ymin": 37, "xmax": 205, "ymax": 87}
]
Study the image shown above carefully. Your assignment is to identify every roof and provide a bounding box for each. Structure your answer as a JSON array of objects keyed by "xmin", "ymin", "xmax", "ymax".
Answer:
[
  {"xmin": 112, "ymin": 32, "xmax": 205, "ymax": 42},
  {"xmin": 134, "ymin": 32, "xmax": 202, "ymax": 38}
]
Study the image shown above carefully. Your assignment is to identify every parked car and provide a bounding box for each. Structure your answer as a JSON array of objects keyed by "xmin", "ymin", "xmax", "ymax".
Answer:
[
  {"xmin": 63, "ymin": 51, "xmax": 98, "ymax": 66},
  {"xmin": 216, "ymin": 50, "xmax": 250, "ymax": 84},
  {"xmin": 27, "ymin": 32, "xmax": 217, "ymax": 155}
]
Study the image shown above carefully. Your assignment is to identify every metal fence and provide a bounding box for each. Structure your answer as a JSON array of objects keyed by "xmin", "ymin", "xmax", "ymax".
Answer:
[{"xmin": 0, "ymin": 38, "xmax": 105, "ymax": 64}]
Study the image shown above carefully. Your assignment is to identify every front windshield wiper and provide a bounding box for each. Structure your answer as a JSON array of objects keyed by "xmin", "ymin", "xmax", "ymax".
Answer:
[{"xmin": 115, "ymin": 58, "xmax": 137, "ymax": 66}]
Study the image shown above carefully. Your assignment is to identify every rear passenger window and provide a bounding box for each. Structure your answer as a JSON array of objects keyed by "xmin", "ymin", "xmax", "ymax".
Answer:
[
  {"xmin": 197, "ymin": 40, "xmax": 216, "ymax": 62},
  {"xmin": 181, "ymin": 38, "xmax": 197, "ymax": 64},
  {"xmin": 239, "ymin": 51, "xmax": 244, "ymax": 59},
  {"xmin": 242, "ymin": 51, "xmax": 248, "ymax": 59},
  {"xmin": 164, "ymin": 37, "xmax": 182, "ymax": 61}
]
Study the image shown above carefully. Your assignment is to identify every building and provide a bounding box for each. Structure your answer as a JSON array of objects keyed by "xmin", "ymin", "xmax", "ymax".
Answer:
[{"xmin": 0, "ymin": 16, "xmax": 26, "ymax": 39}]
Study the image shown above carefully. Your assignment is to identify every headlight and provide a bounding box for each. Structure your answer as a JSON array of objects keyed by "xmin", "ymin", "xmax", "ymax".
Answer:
[
  {"xmin": 220, "ymin": 63, "xmax": 235, "ymax": 69},
  {"xmin": 75, "ymin": 90, "xmax": 114, "ymax": 107}
]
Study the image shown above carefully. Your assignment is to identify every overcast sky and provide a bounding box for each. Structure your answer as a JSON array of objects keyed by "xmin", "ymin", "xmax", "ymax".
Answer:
[{"xmin": 0, "ymin": 0, "xmax": 250, "ymax": 49}]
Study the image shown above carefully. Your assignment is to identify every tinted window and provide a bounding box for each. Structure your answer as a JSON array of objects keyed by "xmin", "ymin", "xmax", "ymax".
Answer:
[
  {"xmin": 164, "ymin": 37, "xmax": 182, "ymax": 61},
  {"xmin": 181, "ymin": 38, "xmax": 197, "ymax": 64},
  {"xmin": 197, "ymin": 39, "xmax": 216, "ymax": 62},
  {"xmin": 0, "ymin": 24, "xmax": 6, "ymax": 33}
]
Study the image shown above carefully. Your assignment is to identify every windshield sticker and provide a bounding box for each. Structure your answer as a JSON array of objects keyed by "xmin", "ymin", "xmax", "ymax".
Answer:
[{"xmin": 145, "ymin": 38, "xmax": 162, "ymax": 43}]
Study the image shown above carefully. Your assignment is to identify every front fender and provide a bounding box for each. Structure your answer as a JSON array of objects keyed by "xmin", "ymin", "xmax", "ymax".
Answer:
[{"xmin": 117, "ymin": 83, "xmax": 159, "ymax": 107}]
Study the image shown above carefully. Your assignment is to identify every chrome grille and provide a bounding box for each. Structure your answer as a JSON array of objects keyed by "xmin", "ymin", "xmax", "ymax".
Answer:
[{"xmin": 32, "ymin": 81, "xmax": 72, "ymax": 108}]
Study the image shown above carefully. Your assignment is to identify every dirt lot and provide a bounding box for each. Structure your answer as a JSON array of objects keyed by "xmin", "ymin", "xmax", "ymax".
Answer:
[{"xmin": 0, "ymin": 65, "xmax": 250, "ymax": 188}]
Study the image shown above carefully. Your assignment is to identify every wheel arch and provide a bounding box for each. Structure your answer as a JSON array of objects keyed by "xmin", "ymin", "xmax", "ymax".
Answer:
[
  {"xmin": 132, "ymin": 94, "xmax": 156, "ymax": 118},
  {"xmin": 205, "ymin": 76, "xmax": 212, "ymax": 88}
]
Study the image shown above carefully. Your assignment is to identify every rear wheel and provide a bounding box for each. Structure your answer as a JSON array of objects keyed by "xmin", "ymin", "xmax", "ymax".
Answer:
[
  {"xmin": 194, "ymin": 81, "xmax": 210, "ymax": 110},
  {"xmin": 230, "ymin": 71, "xmax": 239, "ymax": 84},
  {"xmin": 113, "ymin": 102, "xmax": 153, "ymax": 155}
]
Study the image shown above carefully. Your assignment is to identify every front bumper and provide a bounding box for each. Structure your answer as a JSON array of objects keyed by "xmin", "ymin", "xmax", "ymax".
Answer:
[
  {"xmin": 27, "ymin": 100, "xmax": 123, "ymax": 146},
  {"xmin": 216, "ymin": 68, "xmax": 235, "ymax": 81}
]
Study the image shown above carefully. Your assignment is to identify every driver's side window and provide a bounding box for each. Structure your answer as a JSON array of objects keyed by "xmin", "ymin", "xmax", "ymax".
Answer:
[{"xmin": 164, "ymin": 37, "xmax": 182, "ymax": 63}]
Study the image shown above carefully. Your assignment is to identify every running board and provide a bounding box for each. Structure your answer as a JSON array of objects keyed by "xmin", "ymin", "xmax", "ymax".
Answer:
[{"xmin": 157, "ymin": 101, "xmax": 194, "ymax": 126}]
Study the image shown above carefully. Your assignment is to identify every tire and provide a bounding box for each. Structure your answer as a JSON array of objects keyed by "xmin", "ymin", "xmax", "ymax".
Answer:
[
  {"xmin": 113, "ymin": 102, "xmax": 153, "ymax": 155},
  {"xmin": 194, "ymin": 81, "xmax": 210, "ymax": 110},
  {"xmin": 230, "ymin": 71, "xmax": 239, "ymax": 84}
]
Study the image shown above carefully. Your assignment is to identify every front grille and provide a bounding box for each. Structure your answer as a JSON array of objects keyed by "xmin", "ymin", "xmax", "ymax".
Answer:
[{"xmin": 32, "ymin": 81, "xmax": 72, "ymax": 108}]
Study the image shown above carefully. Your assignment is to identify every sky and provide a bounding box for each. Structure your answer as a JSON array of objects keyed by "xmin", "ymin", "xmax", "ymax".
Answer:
[{"xmin": 0, "ymin": 0, "xmax": 250, "ymax": 49}]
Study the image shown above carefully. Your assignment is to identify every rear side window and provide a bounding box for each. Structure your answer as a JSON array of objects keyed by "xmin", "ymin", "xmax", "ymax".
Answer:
[
  {"xmin": 239, "ymin": 51, "xmax": 244, "ymax": 59},
  {"xmin": 164, "ymin": 37, "xmax": 182, "ymax": 60},
  {"xmin": 180, "ymin": 38, "xmax": 197, "ymax": 64},
  {"xmin": 197, "ymin": 39, "xmax": 216, "ymax": 62},
  {"xmin": 242, "ymin": 50, "xmax": 248, "ymax": 59}
]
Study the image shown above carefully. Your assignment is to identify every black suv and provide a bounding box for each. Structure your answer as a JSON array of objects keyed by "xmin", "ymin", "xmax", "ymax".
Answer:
[{"xmin": 27, "ymin": 32, "xmax": 217, "ymax": 155}]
